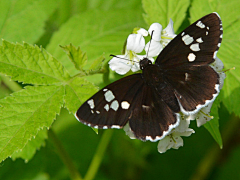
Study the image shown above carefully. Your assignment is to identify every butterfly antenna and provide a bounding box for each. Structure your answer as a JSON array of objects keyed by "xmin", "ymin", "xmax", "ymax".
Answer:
[
  {"xmin": 146, "ymin": 30, "xmax": 154, "ymax": 58},
  {"xmin": 110, "ymin": 54, "xmax": 138, "ymax": 63}
]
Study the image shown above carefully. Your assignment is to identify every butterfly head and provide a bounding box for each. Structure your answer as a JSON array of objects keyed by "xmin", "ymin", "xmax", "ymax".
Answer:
[{"xmin": 140, "ymin": 58, "xmax": 152, "ymax": 70}]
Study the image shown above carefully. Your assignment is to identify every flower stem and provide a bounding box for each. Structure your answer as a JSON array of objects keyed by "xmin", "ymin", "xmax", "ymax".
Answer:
[
  {"xmin": 84, "ymin": 130, "xmax": 113, "ymax": 180},
  {"xmin": 48, "ymin": 129, "xmax": 82, "ymax": 180}
]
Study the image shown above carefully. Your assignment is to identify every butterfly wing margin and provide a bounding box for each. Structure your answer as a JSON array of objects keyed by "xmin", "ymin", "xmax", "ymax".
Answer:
[{"xmin": 75, "ymin": 74, "xmax": 145, "ymax": 129}]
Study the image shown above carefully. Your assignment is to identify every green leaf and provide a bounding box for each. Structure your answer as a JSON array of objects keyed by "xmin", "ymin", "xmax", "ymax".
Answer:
[
  {"xmin": 64, "ymin": 77, "xmax": 98, "ymax": 114},
  {"xmin": 142, "ymin": 0, "xmax": 190, "ymax": 31},
  {"xmin": 47, "ymin": 9, "xmax": 146, "ymax": 76},
  {"xmin": 0, "ymin": 40, "xmax": 70, "ymax": 85},
  {"xmin": 0, "ymin": 0, "xmax": 57, "ymax": 43},
  {"xmin": 11, "ymin": 128, "xmax": 48, "ymax": 162},
  {"xmin": 190, "ymin": 0, "xmax": 240, "ymax": 117},
  {"xmin": 204, "ymin": 98, "xmax": 223, "ymax": 148},
  {"xmin": 88, "ymin": 55, "xmax": 105, "ymax": 73},
  {"xmin": 0, "ymin": 85, "xmax": 64, "ymax": 162},
  {"xmin": 60, "ymin": 44, "xmax": 87, "ymax": 71}
]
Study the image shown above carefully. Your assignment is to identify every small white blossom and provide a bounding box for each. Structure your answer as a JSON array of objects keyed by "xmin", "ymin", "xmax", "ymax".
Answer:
[
  {"xmin": 157, "ymin": 115, "xmax": 195, "ymax": 153},
  {"xmin": 136, "ymin": 28, "xmax": 148, "ymax": 37},
  {"xmin": 145, "ymin": 19, "xmax": 176, "ymax": 57},
  {"xmin": 109, "ymin": 33, "xmax": 154, "ymax": 75}
]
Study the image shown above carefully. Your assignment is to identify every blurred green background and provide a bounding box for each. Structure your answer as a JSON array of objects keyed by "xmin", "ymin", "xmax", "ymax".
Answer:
[{"xmin": 0, "ymin": 0, "xmax": 240, "ymax": 179}]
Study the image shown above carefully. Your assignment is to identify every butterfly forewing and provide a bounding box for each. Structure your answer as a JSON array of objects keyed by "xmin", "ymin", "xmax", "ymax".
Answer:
[
  {"xmin": 75, "ymin": 74, "xmax": 144, "ymax": 129},
  {"xmin": 156, "ymin": 13, "xmax": 222, "ymax": 67}
]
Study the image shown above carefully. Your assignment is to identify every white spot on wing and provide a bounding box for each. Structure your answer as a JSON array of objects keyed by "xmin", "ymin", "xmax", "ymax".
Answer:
[
  {"xmin": 190, "ymin": 43, "xmax": 200, "ymax": 51},
  {"xmin": 104, "ymin": 104, "xmax": 109, "ymax": 111},
  {"xmin": 182, "ymin": 34, "xmax": 194, "ymax": 45},
  {"xmin": 121, "ymin": 101, "xmax": 130, "ymax": 109},
  {"xmin": 196, "ymin": 37, "xmax": 203, "ymax": 43},
  {"xmin": 87, "ymin": 99, "xmax": 95, "ymax": 109},
  {"xmin": 181, "ymin": 32, "xmax": 185, "ymax": 36},
  {"xmin": 103, "ymin": 89, "xmax": 108, "ymax": 92},
  {"xmin": 196, "ymin": 21, "xmax": 205, "ymax": 28},
  {"xmin": 91, "ymin": 110, "xmax": 94, "ymax": 114},
  {"xmin": 96, "ymin": 110, "xmax": 100, "ymax": 114},
  {"xmin": 104, "ymin": 90, "xmax": 115, "ymax": 102},
  {"xmin": 188, "ymin": 53, "xmax": 196, "ymax": 62},
  {"xmin": 110, "ymin": 100, "xmax": 119, "ymax": 111}
]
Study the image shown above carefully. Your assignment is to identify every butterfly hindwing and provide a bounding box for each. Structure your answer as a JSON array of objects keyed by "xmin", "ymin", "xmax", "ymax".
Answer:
[
  {"xmin": 165, "ymin": 65, "xmax": 219, "ymax": 113},
  {"xmin": 128, "ymin": 84, "xmax": 180, "ymax": 141}
]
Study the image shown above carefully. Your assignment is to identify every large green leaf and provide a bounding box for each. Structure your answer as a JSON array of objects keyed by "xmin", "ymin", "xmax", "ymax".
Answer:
[
  {"xmin": 0, "ymin": 40, "xmax": 70, "ymax": 85},
  {"xmin": 0, "ymin": 85, "xmax": 64, "ymax": 162},
  {"xmin": 47, "ymin": 9, "xmax": 146, "ymax": 76},
  {"xmin": 0, "ymin": 0, "xmax": 57, "ymax": 43},
  {"xmin": 11, "ymin": 128, "xmax": 48, "ymax": 162},
  {"xmin": 142, "ymin": 0, "xmax": 190, "ymax": 31},
  {"xmin": 204, "ymin": 98, "xmax": 222, "ymax": 148}
]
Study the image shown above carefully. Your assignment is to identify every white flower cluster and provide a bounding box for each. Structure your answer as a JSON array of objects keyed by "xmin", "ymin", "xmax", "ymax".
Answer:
[{"xmin": 108, "ymin": 20, "xmax": 225, "ymax": 153}]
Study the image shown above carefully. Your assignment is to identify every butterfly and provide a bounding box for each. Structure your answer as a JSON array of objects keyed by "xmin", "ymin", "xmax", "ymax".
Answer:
[{"xmin": 75, "ymin": 13, "xmax": 223, "ymax": 142}]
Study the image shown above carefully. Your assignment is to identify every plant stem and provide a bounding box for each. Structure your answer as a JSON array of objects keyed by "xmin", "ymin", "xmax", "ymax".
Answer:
[
  {"xmin": 0, "ymin": 75, "xmax": 22, "ymax": 92},
  {"xmin": 84, "ymin": 130, "xmax": 113, "ymax": 180},
  {"xmin": 48, "ymin": 129, "xmax": 82, "ymax": 180}
]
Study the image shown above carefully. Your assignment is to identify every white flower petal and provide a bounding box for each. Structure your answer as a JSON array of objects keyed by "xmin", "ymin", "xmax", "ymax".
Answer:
[
  {"xmin": 219, "ymin": 71, "xmax": 226, "ymax": 90},
  {"xmin": 195, "ymin": 102, "xmax": 213, "ymax": 127},
  {"xmin": 148, "ymin": 23, "xmax": 162, "ymax": 41},
  {"xmin": 145, "ymin": 40, "xmax": 163, "ymax": 57},
  {"xmin": 172, "ymin": 136, "xmax": 184, "ymax": 149},
  {"xmin": 137, "ymin": 28, "xmax": 148, "ymax": 36},
  {"xmin": 157, "ymin": 136, "xmax": 173, "ymax": 153},
  {"xmin": 211, "ymin": 57, "xmax": 224, "ymax": 72},
  {"xmin": 174, "ymin": 129, "xmax": 195, "ymax": 137},
  {"xmin": 123, "ymin": 123, "xmax": 136, "ymax": 139},
  {"xmin": 163, "ymin": 19, "xmax": 176, "ymax": 38},
  {"xmin": 126, "ymin": 34, "xmax": 145, "ymax": 53},
  {"xmin": 108, "ymin": 56, "xmax": 131, "ymax": 75},
  {"xmin": 131, "ymin": 57, "xmax": 141, "ymax": 72},
  {"xmin": 157, "ymin": 135, "xmax": 184, "ymax": 153},
  {"xmin": 174, "ymin": 118, "xmax": 190, "ymax": 132}
]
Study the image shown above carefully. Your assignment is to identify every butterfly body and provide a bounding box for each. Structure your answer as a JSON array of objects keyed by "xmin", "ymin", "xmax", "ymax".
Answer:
[{"xmin": 75, "ymin": 13, "xmax": 223, "ymax": 141}]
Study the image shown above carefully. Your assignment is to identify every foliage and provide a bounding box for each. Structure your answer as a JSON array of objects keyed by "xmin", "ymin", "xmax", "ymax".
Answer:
[{"xmin": 0, "ymin": 0, "xmax": 239, "ymax": 179}]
